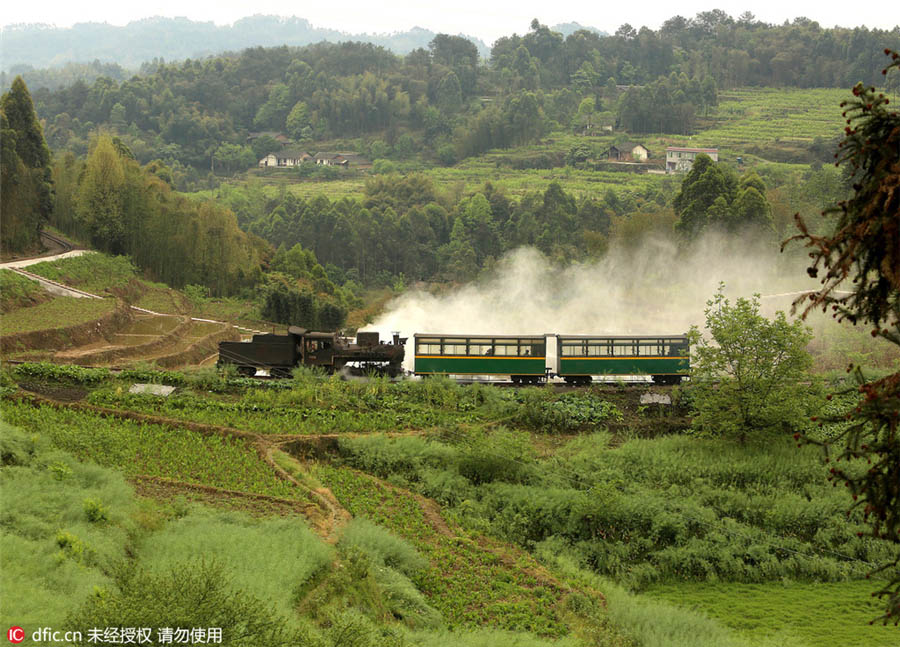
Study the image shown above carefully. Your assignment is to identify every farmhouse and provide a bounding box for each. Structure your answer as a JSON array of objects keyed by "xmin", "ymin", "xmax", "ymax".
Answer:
[
  {"xmin": 313, "ymin": 152, "xmax": 350, "ymax": 166},
  {"xmin": 665, "ymin": 146, "xmax": 719, "ymax": 172},
  {"xmin": 607, "ymin": 142, "xmax": 649, "ymax": 162},
  {"xmin": 258, "ymin": 149, "xmax": 313, "ymax": 167},
  {"xmin": 258, "ymin": 150, "xmax": 372, "ymax": 169}
]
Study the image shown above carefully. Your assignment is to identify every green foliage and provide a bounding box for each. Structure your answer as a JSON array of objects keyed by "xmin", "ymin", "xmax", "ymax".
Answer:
[
  {"xmin": 617, "ymin": 73, "xmax": 713, "ymax": 135},
  {"xmin": 537, "ymin": 548, "xmax": 750, "ymax": 647},
  {"xmin": 66, "ymin": 560, "xmax": 298, "ymax": 646},
  {"xmin": 512, "ymin": 391, "xmax": 623, "ymax": 433},
  {"xmin": 0, "ymin": 269, "xmax": 49, "ymax": 313},
  {"xmin": 0, "ymin": 401, "xmax": 305, "ymax": 501},
  {"xmin": 139, "ymin": 509, "xmax": 333, "ymax": 622},
  {"xmin": 0, "ymin": 76, "xmax": 52, "ymax": 253},
  {"xmin": 786, "ymin": 50, "xmax": 900, "ymax": 624},
  {"xmin": 0, "ymin": 422, "xmax": 133, "ymax": 626},
  {"xmin": 53, "ymin": 135, "xmax": 263, "ymax": 296},
  {"xmin": 338, "ymin": 519, "xmax": 428, "ymax": 576},
  {"xmin": 456, "ymin": 428, "xmax": 536, "ymax": 486},
  {"xmin": 314, "ymin": 462, "xmax": 570, "ymax": 636},
  {"xmin": 82, "ymin": 497, "xmax": 109, "ymax": 523},
  {"xmin": 647, "ymin": 580, "xmax": 894, "ymax": 647},
  {"xmin": 688, "ymin": 286, "xmax": 813, "ymax": 442},
  {"xmin": 12, "ymin": 361, "xmax": 111, "ymax": 384},
  {"xmin": 25, "ymin": 252, "xmax": 136, "ymax": 294},
  {"xmin": 673, "ymin": 155, "xmax": 775, "ymax": 238},
  {"xmin": 0, "ymin": 294, "xmax": 116, "ymax": 336}
]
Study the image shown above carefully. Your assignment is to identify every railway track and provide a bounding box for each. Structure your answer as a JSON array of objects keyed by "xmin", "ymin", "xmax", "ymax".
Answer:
[
  {"xmin": 40, "ymin": 230, "xmax": 74, "ymax": 254},
  {"xmin": 3, "ymin": 359, "xmax": 682, "ymax": 390}
]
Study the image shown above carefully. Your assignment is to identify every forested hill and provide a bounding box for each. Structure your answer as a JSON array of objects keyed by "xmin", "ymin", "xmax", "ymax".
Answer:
[
  {"xmin": 24, "ymin": 14, "xmax": 900, "ymax": 175},
  {"xmin": 0, "ymin": 16, "xmax": 491, "ymax": 76}
]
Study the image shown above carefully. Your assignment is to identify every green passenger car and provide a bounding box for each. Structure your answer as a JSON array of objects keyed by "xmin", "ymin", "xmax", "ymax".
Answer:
[
  {"xmin": 414, "ymin": 334, "xmax": 547, "ymax": 383},
  {"xmin": 556, "ymin": 335, "xmax": 690, "ymax": 385}
]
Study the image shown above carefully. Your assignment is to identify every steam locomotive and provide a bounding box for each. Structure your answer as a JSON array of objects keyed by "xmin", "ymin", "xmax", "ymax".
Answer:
[
  {"xmin": 218, "ymin": 329, "xmax": 689, "ymax": 384},
  {"xmin": 217, "ymin": 327, "xmax": 406, "ymax": 377}
]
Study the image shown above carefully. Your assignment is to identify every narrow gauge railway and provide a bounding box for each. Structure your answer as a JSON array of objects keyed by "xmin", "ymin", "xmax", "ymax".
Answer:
[
  {"xmin": 414, "ymin": 333, "xmax": 690, "ymax": 385},
  {"xmin": 39, "ymin": 230, "xmax": 74, "ymax": 253},
  {"xmin": 5, "ymin": 332, "xmax": 690, "ymax": 387}
]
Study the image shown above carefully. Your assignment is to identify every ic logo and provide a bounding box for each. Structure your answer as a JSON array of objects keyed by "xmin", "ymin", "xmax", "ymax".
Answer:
[{"xmin": 7, "ymin": 627, "xmax": 24, "ymax": 644}]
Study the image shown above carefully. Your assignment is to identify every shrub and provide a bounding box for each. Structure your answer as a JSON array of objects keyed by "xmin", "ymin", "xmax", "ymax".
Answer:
[
  {"xmin": 82, "ymin": 498, "xmax": 108, "ymax": 523},
  {"xmin": 457, "ymin": 427, "xmax": 536, "ymax": 485},
  {"xmin": 688, "ymin": 285, "xmax": 814, "ymax": 442},
  {"xmin": 338, "ymin": 519, "xmax": 428, "ymax": 576},
  {"xmin": 511, "ymin": 391, "xmax": 622, "ymax": 433},
  {"xmin": 66, "ymin": 560, "xmax": 298, "ymax": 646}
]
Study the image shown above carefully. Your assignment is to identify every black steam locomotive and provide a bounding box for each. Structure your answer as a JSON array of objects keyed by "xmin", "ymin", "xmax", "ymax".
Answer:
[{"xmin": 217, "ymin": 327, "xmax": 405, "ymax": 377}]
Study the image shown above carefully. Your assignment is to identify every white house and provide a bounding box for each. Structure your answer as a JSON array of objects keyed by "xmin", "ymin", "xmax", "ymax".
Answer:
[
  {"xmin": 258, "ymin": 149, "xmax": 314, "ymax": 168},
  {"xmin": 608, "ymin": 142, "xmax": 650, "ymax": 162},
  {"xmin": 665, "ymin": 147, "xmax": 719, "ymax": 172}
]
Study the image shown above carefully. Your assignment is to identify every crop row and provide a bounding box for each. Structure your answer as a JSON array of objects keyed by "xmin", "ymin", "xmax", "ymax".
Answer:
[
  {"xmin": 85, "ymin": 389, "xmax": 472, "ymax": 435},
  {"xmin": 0, "ymin": 297, "xmax": 116, "ymax": 336},
  {"xmin": 0, "ymin": 400, "xmax": 304, "ymax": 501}
]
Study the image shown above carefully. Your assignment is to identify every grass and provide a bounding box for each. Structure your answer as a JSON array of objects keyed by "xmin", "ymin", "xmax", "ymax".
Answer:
[
  {"xmin": 0, "ymin": 296, "xmax": 116, "ymax": 335},
  {"xmin": 646, "ymin": 580, "xmax": 895, "ymax": 647},
  {"xmin": 138, "ymin": 508, "xmax": 333, "ymax": 622},
  {"xmin": 25, "ymin": 253, "xmax": 137, "ymax": 294},
  {"xmin": 0, "ymin": 269, "xmax": 50, "ymax": 313},
  {"xmin": 132, "ymin": 281, "xmax": 188, "ymax": 314},
  {"xmin": 0, "ymin": 422, "xmax": 131, "ymax": 628},
  {"xmin": 310, "ymin": 461, "xmax": 573, "ymax": 636}
]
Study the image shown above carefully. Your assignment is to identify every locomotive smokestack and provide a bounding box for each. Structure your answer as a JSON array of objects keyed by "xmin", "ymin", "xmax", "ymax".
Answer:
[{"xmin": 392, "ymin": 331, "xmax": 401, "ymax": 345}]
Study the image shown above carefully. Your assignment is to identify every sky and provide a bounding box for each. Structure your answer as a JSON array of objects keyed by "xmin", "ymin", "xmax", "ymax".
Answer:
[{"xmin": 2, "ymin": 1, "xmax": 897, "ymax": 44}]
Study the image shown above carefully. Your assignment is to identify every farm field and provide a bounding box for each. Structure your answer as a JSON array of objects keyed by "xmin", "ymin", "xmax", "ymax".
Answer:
[
  {"xmin": 0, "ymin": 296, "xmax": 116, "ymax": 336},
  {"xmin": 2, "ymin": 363, "xmax": 894, "ymax": 646}
]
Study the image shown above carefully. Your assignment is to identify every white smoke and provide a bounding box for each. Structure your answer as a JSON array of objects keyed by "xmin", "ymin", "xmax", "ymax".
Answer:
[{"xmin": 366, "ymin": 233, "xmax": 819, "ymax": 369}]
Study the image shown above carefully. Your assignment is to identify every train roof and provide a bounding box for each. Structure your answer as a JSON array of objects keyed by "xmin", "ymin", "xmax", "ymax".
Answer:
[
  {"xmin": 413, "ymin": 333, "xmax": 548, "ymax": 339},
  {"xmin": 556, "ymin": 334, "xmax": 689, "ymax": 340}
]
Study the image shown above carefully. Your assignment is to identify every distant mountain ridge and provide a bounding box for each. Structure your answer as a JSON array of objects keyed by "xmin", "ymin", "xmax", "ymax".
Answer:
[{"xmin": 0, "ymin": 15, "xmax": 501, "ymax": 72}]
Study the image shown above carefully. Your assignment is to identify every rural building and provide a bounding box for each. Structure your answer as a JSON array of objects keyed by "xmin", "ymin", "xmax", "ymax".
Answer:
[
  {"xmin": 665, "ymin": 146, "xmax": 719, "ymax": 172},
  {"xmin": 258, "ymin": 149, "xmax": 314, "ymax": 167},
  {"xmin": 258, "ymin": 150, "xmax": 371, "ymax": 169},
  {"xmin": 607, "ymin": 142, "xmax": 649, "ymax": 162},
  {"xmin": 314, "ymin": 152, "xmax": 349, "ymax": 166}
]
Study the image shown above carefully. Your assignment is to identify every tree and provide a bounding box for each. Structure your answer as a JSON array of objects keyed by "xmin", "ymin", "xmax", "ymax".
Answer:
[
  {"xmin": 688, "ymin": 285, "xmax": 813, "ymax": 444},
  {"xmin": 435, "ymin": 71, "xmax": 463, "ymax": 113},
  {"xmin": 672, "ymin": 154, "xmax": 736, "ymax": 237},
  {"xmin": 285, "ymin": 101, "xmax": 310, "ymax": 140},
  {"xmin": 76, "ymin": 135, "xmax": 126, "ymax": 252},
  {"xmin": 785, "ymin": 49, "xmax": 900, "ymax": 624},
  {"xmin": 0, "ymin": 76, "xmax": 53, "ymax": 251}
]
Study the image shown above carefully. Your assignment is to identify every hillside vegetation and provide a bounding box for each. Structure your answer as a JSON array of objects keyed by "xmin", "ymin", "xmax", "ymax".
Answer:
[{"xmin": 1, "ymin": 365, "xmax": 896, "ymax": 646}]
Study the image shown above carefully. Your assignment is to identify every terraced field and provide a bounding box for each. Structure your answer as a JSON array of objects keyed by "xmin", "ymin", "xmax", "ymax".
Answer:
[
  {"xmin": 697, "ymin": 88, "xmax": 851, "ymax": 147},
  {"xmin": 0, "ymin": 296, "xmax": 117, "ymax": 336}
]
